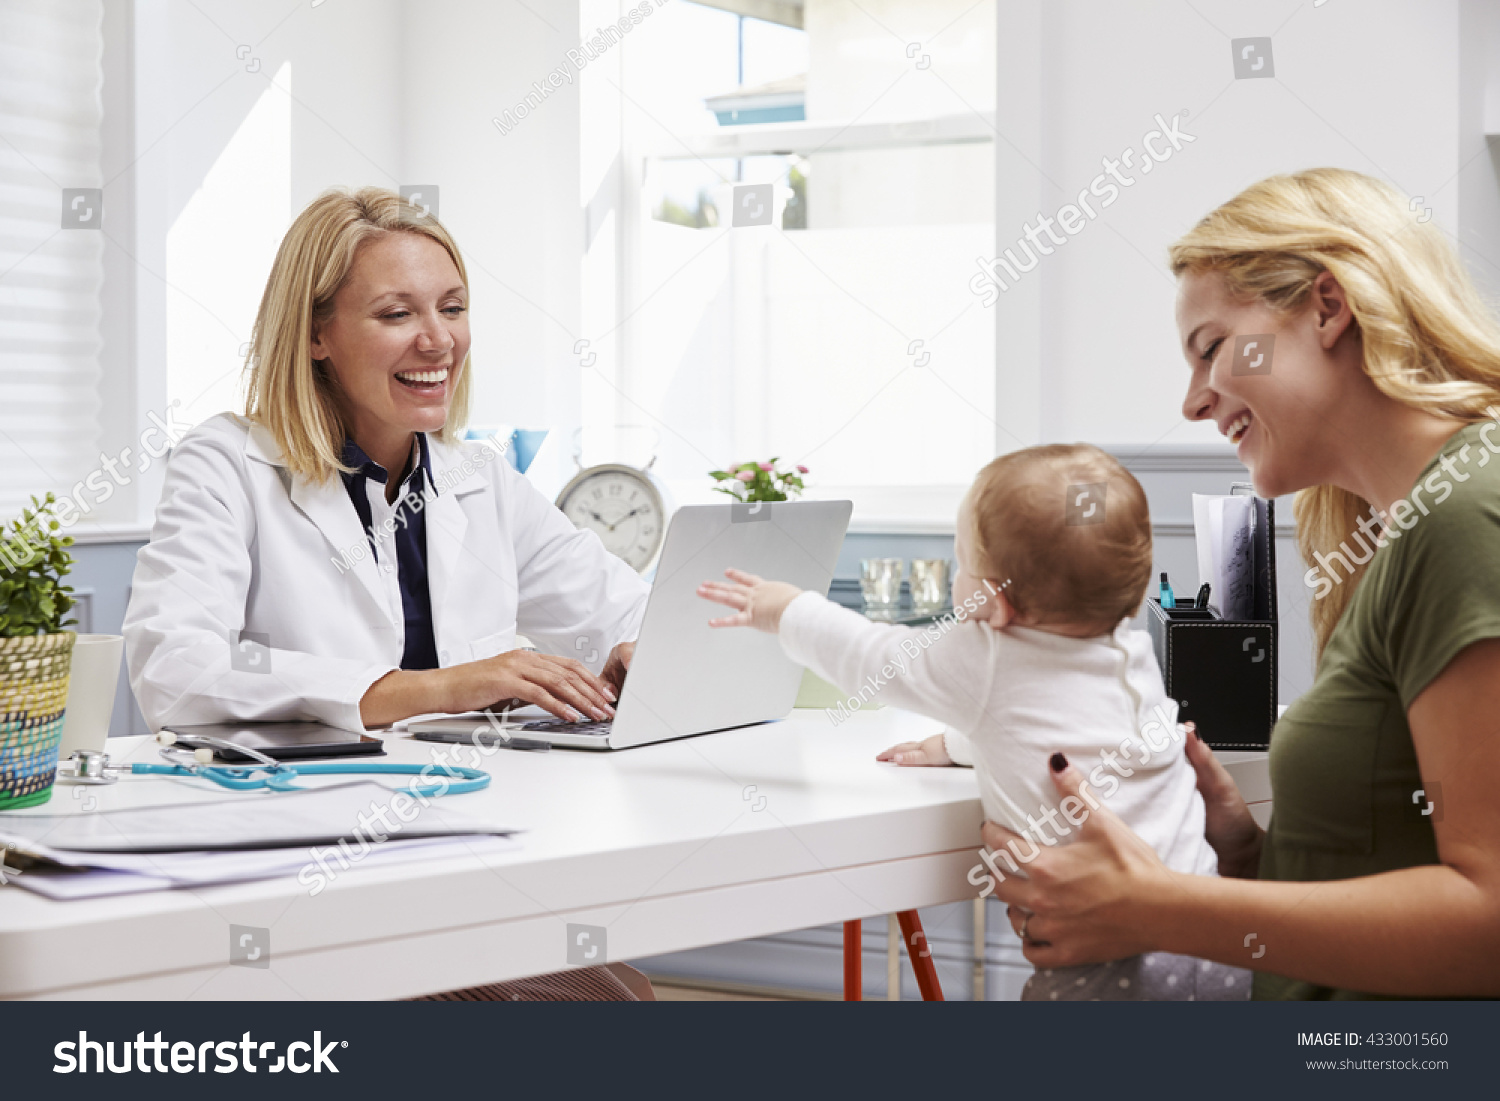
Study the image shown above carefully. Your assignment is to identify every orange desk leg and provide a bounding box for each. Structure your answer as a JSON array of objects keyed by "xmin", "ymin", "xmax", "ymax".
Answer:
[
  {"xmin": 843, "ymin": 919, "xmax": 862, "ymax": 1001},
  {"xmin": 898, "ymin": 909, "xmax": 944, "ymax": 1001}
]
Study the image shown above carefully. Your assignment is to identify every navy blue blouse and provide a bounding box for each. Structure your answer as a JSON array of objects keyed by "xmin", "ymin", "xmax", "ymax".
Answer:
[{"xmin": 339, "ymin": 435, "xmax": 440, "ymax": 670}]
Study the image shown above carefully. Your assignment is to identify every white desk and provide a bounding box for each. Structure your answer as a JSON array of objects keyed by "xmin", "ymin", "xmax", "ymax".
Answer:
[{"xmin": 0, "ymin": 711, "xmax": 1268, "ymax": 1000}]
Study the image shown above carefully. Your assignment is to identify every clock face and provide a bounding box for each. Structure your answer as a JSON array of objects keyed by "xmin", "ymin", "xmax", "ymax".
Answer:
[{"xmin": 556, "ymin": 465, "xmax": 666, "ymax": 573}]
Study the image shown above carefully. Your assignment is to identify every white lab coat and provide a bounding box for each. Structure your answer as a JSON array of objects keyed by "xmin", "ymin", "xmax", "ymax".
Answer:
[{"xmin": 124, "ymin": 413, "xmax": 649, "ymax": 732}]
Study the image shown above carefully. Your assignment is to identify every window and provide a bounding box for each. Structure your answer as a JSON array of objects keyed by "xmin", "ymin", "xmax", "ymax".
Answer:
[{"xmin": 582, "ymin": 0, "xmax": 996, "ymax": 529}]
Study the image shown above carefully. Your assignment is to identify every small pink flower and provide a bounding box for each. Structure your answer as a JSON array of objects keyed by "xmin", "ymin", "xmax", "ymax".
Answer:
[
  {"xmin": 758, "ymin": 462, "xmax": 774, "ymax": 472},
  {"xmin": 735, "ymin": 470, "xmax": 754, "ymax": 482},
  {"xmin": 796, "ymin": 464, "xmax": 809, "ymax": 474}
]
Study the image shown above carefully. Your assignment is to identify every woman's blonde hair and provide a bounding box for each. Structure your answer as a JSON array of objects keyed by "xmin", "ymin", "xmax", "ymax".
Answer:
[
  {"xmin": 243, "ymin": 186, "xmax": 472, "ymax": 481},
  {"xmin": 1169, "ymin": 168, "xmax": 1500, "ymax": 658}
]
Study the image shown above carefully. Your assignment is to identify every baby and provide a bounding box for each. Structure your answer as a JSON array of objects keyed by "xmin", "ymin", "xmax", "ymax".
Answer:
[{"xmin": 697, "ymin": 443, "xmax": 1249, "ymax": 1001}]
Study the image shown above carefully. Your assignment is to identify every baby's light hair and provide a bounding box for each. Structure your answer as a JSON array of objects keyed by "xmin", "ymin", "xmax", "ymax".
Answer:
[{"xmin": 966, "ymin": 444, "xmax": 1153, "ymax": 633}]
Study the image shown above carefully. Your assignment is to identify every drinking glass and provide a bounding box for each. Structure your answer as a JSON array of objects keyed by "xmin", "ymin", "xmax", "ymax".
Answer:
[
  {"xmin": 909, "ymin": 559, "xmax": 950, "ymax": 612},
  {"xmin": 859, "ymin": 558, "xmax": 903, "ymax": 608}
]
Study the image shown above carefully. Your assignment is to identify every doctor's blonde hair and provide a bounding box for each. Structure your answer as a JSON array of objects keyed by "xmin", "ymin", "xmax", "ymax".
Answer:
[
  {"xmin": 1169, "ymin": 168, "xmax": 1500, "ymax": 658},
  {"xmin": 244, "ymin": 186, "xmax": 472, "ymax": 481}
]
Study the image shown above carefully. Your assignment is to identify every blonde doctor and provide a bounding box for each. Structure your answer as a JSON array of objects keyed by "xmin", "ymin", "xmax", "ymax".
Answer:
[
  {"xmin": 123, "ymin": 187, "xmax": 655, "ymax": 1002},
  {"xmin": 124, "ymin": 188, "xmax": 647, "ymax": 738}
]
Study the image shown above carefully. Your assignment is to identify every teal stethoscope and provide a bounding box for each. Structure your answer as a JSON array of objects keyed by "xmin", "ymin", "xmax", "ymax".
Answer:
[{"xmin": 61, "ymin": 732, "xmax": 489, "ymax": 798}]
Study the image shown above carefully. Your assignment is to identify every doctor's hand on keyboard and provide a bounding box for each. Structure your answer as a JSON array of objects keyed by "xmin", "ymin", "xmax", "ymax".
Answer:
[
  {"xmin": 370, "ymin": 650, "xmax": 616, "ymax": 726},
  {"xmin": 600, "ymin": 640, "xmax": 635, "ymax": 698},
  {"xmin": 459, "ymin": 651, "xmax": 616, "ymax": 723}
]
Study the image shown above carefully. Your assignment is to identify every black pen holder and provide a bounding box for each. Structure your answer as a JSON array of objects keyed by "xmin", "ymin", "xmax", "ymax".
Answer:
[{"xmin": 1144, "ymin": 493, "xmax": 1278, "ymax": 750}]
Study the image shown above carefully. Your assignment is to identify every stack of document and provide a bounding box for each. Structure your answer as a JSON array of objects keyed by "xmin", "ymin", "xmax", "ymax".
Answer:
[{"xmin": 0, "ymin": 781, "xmax": 518, "ymax": 900}]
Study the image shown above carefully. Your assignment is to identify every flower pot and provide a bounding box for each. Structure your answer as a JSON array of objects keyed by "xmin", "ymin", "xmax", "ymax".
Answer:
[{"xmin": 0, "ymin": 631, "xmax": 75, "ymax": 809}]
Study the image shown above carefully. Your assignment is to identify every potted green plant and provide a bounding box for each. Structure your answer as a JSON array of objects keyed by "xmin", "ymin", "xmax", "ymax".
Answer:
[
  {"xmin": 0, "ymin": 494, "xmax": 77, "ymax": 809},
  {"xmin": 709, "ymin": 458, "xmax": 809, "ymax": 503}
]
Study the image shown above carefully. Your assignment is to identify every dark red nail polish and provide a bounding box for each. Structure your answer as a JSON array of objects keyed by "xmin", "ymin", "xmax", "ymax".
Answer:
[{"xmin": 1049, "ymin": 752, "xmax": 1067, "ymax": 773}]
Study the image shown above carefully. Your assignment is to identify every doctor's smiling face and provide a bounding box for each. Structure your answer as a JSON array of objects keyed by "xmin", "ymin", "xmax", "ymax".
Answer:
[
  {"xmin": 309, "ymin": 230, "xmax": 470, "ymax": 472},
  {"xmin": 1176, "ymin": 267, "xmax": 1362, "ymax": 500}
]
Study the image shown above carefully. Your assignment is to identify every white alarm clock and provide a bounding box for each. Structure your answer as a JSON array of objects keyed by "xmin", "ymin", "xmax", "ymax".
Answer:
[{"xmin": 555, "ymin": 461, "xmax": 670, "ymax": 573}]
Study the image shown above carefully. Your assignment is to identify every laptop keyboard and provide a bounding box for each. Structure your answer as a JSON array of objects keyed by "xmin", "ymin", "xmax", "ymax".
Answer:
[{"xmin": 519, "ymin": 718, "xmax": 613, "ymax": 737}]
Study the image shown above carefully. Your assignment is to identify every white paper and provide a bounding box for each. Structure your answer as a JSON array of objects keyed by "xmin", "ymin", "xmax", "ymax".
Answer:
[
  {"xmin": 9, "ymin": 834, "xmax": 521, "ymax": 900},
  {"xmin": 1192, "ymin": 493, "xmax": 1257, "ymax": 620},
  {"xmin": 0, "ymin": 781, "xmax": 512, "ymax": 854}
]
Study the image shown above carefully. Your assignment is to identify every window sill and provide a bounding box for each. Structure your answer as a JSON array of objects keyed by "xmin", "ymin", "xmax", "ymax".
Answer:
[
  {"xmin": 845, "ymin": 515, "xmax": 956, "ymax": 535},
  {"xmin": 62, "ymin": 522, "xmax": 152, "ymax": 546}
]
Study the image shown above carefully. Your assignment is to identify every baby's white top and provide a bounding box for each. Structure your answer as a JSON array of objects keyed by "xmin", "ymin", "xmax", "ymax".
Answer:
[{"xmin": 779, "ymin": 592, "xmax": 1217, "ymax": 877}]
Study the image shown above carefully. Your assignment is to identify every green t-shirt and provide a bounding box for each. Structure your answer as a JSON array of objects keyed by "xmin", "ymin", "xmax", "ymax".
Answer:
[{"xmin": 1256, "ymin": 420, "xmax": 1500, "ymax": 1000}]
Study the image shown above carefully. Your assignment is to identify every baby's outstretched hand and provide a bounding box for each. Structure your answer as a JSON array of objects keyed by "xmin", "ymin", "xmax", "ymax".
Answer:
[
  {"xmin": 877, "ymin": 733, "xmax": 952, "ymax": 767},
  {"xmin": 698, "ymin": 568, "xmax": 803, "ymax": 633}
]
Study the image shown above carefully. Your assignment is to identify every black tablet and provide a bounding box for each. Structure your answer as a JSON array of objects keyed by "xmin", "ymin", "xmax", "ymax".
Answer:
[{"xmin": 162, "ymin": 721, "xmax": 385, "ymax": 762}]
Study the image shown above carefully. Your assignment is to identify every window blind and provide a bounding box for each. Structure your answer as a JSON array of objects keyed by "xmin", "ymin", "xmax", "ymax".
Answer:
[{"xmin": 0, "ymin": 0, "xmax": 104, "ymax": 520}]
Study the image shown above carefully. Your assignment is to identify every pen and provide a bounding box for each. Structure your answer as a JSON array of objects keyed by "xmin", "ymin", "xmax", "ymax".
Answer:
[
  {"xmin": 1159, "ymin": 571, "xmax": 1175, "ymax": 610},
  {"xmin": 492, "ymin": 735, "xmax": 552, "ymax": 752},
  {"xmin": 1195, "ymin": 583, "xmax": 1211, "ymax": 609}
]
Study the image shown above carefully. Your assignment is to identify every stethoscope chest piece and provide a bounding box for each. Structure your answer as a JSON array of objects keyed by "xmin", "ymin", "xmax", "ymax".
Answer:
[{"xmin": 63, "ymin": 750, "xmax": 119, "ymax": 785}]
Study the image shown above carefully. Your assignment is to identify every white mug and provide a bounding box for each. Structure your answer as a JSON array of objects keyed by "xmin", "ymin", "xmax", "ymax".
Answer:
[{"xmin": 57, "ymin": 633, "xmax": 125, "ymax": 759}]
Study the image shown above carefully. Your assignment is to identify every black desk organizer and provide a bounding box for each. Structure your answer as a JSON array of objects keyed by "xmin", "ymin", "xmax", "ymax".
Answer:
[{"xmin": 1144, "ymin": 486, "xmax": 1277, "ymax": 750}]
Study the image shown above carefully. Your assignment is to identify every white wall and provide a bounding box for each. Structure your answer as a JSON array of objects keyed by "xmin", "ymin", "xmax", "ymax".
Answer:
[
  {"xmin": 123, "ymin": 0, "xmax": 405, "ymax": 528},
  {"xmin": 1457, "ymin": 0, "xmax": 1500, "ymax": 304},
  {"xmin": 992, "ymin": 0, "xmax": 1500, "ymax": 450},
  {"xmin": 400, "ymin": 0, "xmax": 584, "ymax": 494}
]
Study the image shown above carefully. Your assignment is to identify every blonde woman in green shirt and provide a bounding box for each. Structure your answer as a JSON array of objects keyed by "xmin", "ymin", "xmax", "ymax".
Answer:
[{"xmin": 984, "ymin": 167, "xmax": 1500, "ymax": 999}]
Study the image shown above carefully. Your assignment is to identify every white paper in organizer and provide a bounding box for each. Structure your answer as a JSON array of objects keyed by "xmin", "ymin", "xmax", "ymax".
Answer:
[{"xmin": 1192, "ymin": 494, "xmax": 1257, "ymax": 621}]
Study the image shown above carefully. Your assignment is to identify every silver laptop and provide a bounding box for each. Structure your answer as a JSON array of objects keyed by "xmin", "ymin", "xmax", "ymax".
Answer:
[{"xmin": 408, "ymin": 500, "xmax": 853, "ymax": 750}]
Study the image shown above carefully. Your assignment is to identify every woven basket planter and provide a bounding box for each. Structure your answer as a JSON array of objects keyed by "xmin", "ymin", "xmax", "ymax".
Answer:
[{"xmin": 0, "ymin": 632, "xmax": 75, "ymax": 810}]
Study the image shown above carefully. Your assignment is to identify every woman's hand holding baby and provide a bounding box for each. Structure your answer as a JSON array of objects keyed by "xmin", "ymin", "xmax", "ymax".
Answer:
[
  {"xmin": 1182, "ymin": 722, "xmax": 1265, "ymax": 879},
  {"xmin": 983, "ymin": 752, "xmax": 1178, "ymax": 968},
  {"xmin": 698, "ymin": 568, "xmax": 803, "ymax": 632}
]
